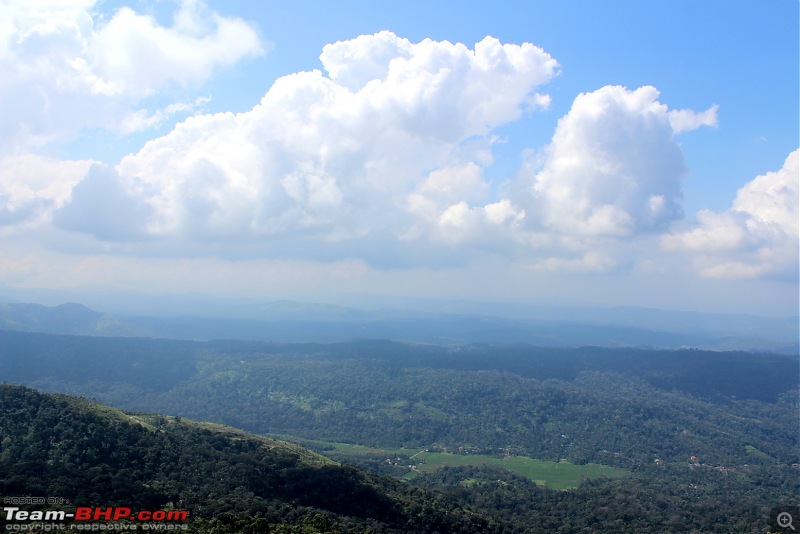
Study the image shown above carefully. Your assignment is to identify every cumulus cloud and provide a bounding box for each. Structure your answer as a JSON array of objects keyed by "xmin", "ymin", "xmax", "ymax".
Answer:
[
  {"xmin": 7, "ymin": 29, "xmax": 729, "ymax": 275},
  {"xmin": 48, "ymin": 32, "xmax": 556, "ymax": 263},
  {"xmin": 320, "ymin": 31, "xmax": 556, "ymax": 132},
  {"xmin": 662, "ymin": 149, "xmax": 798, "ymax": 279},
  {"xmin": 0, "ymin": 0, "xmax": 262, "ymax": 153},
  {"xmin": 529, "ymin": 85, "xmax": 716, "ymax": 238}
]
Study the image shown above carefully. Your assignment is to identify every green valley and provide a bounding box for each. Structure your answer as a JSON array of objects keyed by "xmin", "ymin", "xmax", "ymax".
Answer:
[
  {"xmin": 1, "ymin": 331, "xmax": 797, "ymax": 532},
  {"xmin": 286, "ymin": 437, "xmax": 629, "ymax": 489}
]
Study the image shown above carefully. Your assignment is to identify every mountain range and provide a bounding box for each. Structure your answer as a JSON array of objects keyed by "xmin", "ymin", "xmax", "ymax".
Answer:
[{"xmin": 1, "ymin": 299, "xmax": 797, "ymax": 353}]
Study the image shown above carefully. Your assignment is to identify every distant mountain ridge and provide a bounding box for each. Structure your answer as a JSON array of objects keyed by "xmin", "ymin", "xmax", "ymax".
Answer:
[
  {"xmin": 0, "ymin": 302, "xmax": 141, "ymax": 336},
  {"xmin": 0, "ymin": 299, "xmax": 796, "ymax": 353}
]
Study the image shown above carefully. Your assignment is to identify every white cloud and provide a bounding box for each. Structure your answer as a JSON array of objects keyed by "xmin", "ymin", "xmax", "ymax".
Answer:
[
  {"xmin": 0, "ymin": 0, "xmax": 262, "ymax": 154},
  {"xmin": 4, "ymin": 27, "xmax": 753, "ymax": 280},
  {"xmin": 40, "ymin": 32, "xmax": 556, "ymax": 264},
  {"xmin": 460, "ymin": 84, "xmax": 723, "ymax": 274},
  {"xmin": 320, "ymin": 31, "xmax": 413, "ymax": 91},
  {"xmin": 321, "ymin": 31, "xmax": 557, "ymax": 133},
  {"xmin": 668, "ymin": 104, "xmax": 718, "ymax": 133},
  {"xmin": 663, "ymin": 149, "xmax": 798, "ymax": 279},
  {"xmin": 88, "ymin": 2, "xmax": 262, "ymax": 98},
  {"xmin": 529, "ymin": 85, "xmax": 709, "ymax": 238}
]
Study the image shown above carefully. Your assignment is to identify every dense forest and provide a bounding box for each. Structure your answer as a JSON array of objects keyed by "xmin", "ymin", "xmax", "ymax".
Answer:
[{"xmin": 1, "ymin": 331, "xmax": 798, "ymax": 532}]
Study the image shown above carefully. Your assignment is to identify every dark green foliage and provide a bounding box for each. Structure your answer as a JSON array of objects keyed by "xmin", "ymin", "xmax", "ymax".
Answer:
[
  {"xmin": 0, "ymin": 385, "xmax": 500, "ymax": 532},
  {"xmin": 411, "ymin": 463, "xmax": 798, "ymax": 533}
]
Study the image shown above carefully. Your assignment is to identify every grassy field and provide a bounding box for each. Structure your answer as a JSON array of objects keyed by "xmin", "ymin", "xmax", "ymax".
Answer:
[
  {"xmin": 405, "ymin": 452, "xmax": 628, "ymax": 489},
  {"xmin": 277, "ymin": 435, "xmax": 629, "ymax": 490}
]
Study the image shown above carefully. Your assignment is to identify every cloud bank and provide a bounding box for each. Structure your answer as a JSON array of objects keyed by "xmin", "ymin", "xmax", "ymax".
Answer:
[
  {"xmin": 53, "ymin": 31, "xmax": 562, "ymax": 264},
  {"xmin": 2, "ymin": 19, "xmax": 792, "ymax": 283}
]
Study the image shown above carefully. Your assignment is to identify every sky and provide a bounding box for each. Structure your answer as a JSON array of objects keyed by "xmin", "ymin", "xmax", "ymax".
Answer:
[{"xmin": 0, "ymin": 0, "xmax": 797, "ymax": 316}]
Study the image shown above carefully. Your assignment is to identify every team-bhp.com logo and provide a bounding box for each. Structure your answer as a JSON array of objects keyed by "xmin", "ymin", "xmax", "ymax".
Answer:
[{"xmin": 4, "ymin": 506, "xmax": 188, "ymax": 531}]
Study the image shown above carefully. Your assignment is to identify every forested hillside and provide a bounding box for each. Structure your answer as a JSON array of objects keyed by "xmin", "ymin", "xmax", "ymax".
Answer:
[
  {"xmin": 1, "ymin": 331, "xmax": 798, "ymax": 532},
  {"xmin": 0, "ymin": 384, "xmax": 502, "ymax": 533}
]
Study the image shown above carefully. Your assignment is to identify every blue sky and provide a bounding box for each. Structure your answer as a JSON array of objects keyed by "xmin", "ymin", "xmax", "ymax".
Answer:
[{"xmin": 0, "ymin": 0, "xmax": 797, "ymax": 316}]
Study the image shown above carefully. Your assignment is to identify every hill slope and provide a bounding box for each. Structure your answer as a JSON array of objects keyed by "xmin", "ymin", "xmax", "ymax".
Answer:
[{"xmin": 0, "ymin": 384, "xmax": 499, "ymax": 533}]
